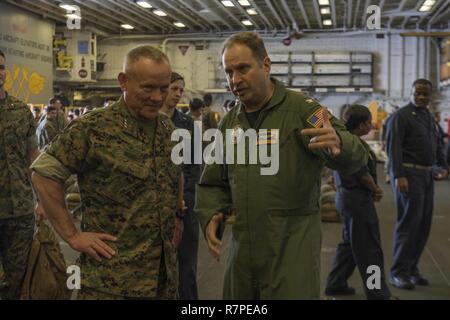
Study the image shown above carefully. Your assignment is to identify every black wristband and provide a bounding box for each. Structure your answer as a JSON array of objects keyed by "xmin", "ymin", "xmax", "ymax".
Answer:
[{"xmin": 175, "ymin": 209, "xmax": 185, "ymax": 220}]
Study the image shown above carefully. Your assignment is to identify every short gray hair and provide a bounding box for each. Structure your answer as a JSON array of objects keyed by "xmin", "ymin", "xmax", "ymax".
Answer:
[{"xmin": 123, "ymin": 45, "xmax": 168, "ymax": 73}]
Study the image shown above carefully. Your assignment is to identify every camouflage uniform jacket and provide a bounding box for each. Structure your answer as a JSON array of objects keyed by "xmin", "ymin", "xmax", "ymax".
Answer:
[
  {"xmin": 0, "ymin": 93, "xmax": 37, "ymax": 220},
  {"xmin": 31, "ymin": 97, "xmax": 182, "ymax": 298},
  {"xmin": 36, "ymin": 116, "xmax": 61, "ymax": 151}
]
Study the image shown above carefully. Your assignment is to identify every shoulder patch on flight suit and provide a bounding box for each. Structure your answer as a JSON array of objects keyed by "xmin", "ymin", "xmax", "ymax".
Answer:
[{"xmin": 306, "ymin": 107, "xmax": 326, "ymax": 128}]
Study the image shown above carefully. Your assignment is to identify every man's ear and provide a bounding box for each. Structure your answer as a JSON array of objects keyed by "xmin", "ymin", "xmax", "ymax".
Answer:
[
  {"xmin": 263, "ymin": 56, "xmax": 271, "ymax": 76},
  {"xmin": 118, "ymin": 72, "xmax": 127, "ymax": 91}
]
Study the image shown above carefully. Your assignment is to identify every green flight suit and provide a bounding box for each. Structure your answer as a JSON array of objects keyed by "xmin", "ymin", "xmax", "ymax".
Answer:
[{"xmin": 195, "ymin": 79, "xmax": 369, "ymax": 300}]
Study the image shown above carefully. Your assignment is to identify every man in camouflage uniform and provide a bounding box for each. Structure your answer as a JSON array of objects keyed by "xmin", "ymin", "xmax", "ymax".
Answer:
[
  {"xmin": 38, "ymin": 97, "xmax": 67, "ymax": 128},
  {"xmin": 31, "ymin": 46, "xmax": 184, "ymax": 300},
  {"xmin": 0, "ymin": 49, "xmax": 41, "ymax": 300},
  {"xmin": 36, "ymin": 105, "xmax": 62, "ymax": 151}
]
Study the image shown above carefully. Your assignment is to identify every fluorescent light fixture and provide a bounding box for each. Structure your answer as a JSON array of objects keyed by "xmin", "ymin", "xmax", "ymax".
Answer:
[
  {"xmin": 221, "ymin": 1, "xmax": 235, "ymax": 7},
  {"xmin": 242, "ymin": 19, "xmax": 253, "ymax": 26},
  {"xmin": 318, "ymin": 0, "xmax": 330, "ymax": 5},
  {"xmin": 246, "ymin": 8, "xmax": 258, "ymax": 15},
  {"xmin": 320, "ymin": 7, "xmax": 331, "ymax": 14},
  {"xmin": 121, "ymin": 24, "xmax": 135, "ymax": 29},
  {"xmin": 423, "ymin": 0, "xmax": 436, "ymax": 5},
  {"xmin": 419, "ymin": 5, "xmax": 432, "ymax": 11},
  {"xmin": 174, "ymin": 22, "xmax": 186, "ymax": 28},
  {"xmin": 323, "ymin": 19, "xmax": 332, "ymax": 26},
  {"xmin": 59, "ymin": 4, "xmax": 78, "ymax": 11},
  {"xmin": 136, "ymin": 1, "xmax": 152, "ymax": 8},
  {"xmin": 65, "ymin": 13, "xmax": 81, "ymax": 19},
  {"xmin": 153, "ymin": 9, "xmax": 167, "ymax": 16},
  {"xmin": 238, "ymin": 0, "xmax": 251, "ymax": 6}
]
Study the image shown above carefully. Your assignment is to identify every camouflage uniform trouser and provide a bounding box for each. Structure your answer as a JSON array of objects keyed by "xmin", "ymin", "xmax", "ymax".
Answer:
[
  {"xmin": 0, "ymin": 214, "xmax": 35, "ymax": 300},
  {"xmin": 77, "ymin": 255, "xmax": 174, "ymax": 300}
]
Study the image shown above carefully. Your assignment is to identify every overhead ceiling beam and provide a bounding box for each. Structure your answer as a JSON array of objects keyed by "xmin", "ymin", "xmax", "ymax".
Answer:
[
  {"xmin": 17, "ymin": 0, "xmax": 118, "ymax": 33},
  {"xmin": 209, "ymin": 0, "xmax": 249, "ymax": 31},
  {"xmin": 249, "ymin": 0, "xmax": 274, "ymax": 30},
  {"xmin": 194, "ymin": 0, "xmax": 233, "ymax": 30},
  {"xmin": 179, "ymin": 0, "xmax": 222, "ymax": 31},
  {"xmin": 122, "ymin": 0, "xmax": 176, "ymax": 31},
  {"xmin": 331, "ymin": 0, "xmax": 337, "ymax": 28},
  {"xmin": 280, "ymin": 0, "xmax": 299, "ymax": 30},
  {"xmin": 4, "ymin": 0, "xmax": 66, "ymax": 23},
  {"xmin": 401, "ymin": 1, "xmax": 423, "ymax": 29},
  {"xmin": 362, "ymin": 0, "xmax": 372, "ymax": 29},
  {"xmin": 427, "ymin": 1, "xmax": 450, "ymax": 29},
  {"xmin": 312, "ymin": 0, "xmax": 323, "ymax": 29},
  {"xmin": 296, "ymin": 0, "xmax": 311, "ymax": 29},
  {"xmin": 157, "ymin": 0, "xmax": 209, "ymax": 31},
  {"xmin": 264, "ymin": 0, "xmax": 287, "ymax": 29},
  {"xmin": 353, "ymin": 0, "xmax": 361, "ymax": 28},
  {"xmin": 272, "ymin": 1, "xmax": 290, "ymax": 29},
  {"xmin": 388, "ymin": 0, "xmax": 408, "ymax": 29},
  {"xmin": 95, "ymin": 0, "xmax": 161, "ymax": 32},
  {"xmin": 415, "ymin": 0, "xmax": 446, "ymax": 27},
  {"xmin": 230, "ymin": 0, "xmax": 261, "ymax": 29},
  {"xmin": 39, "ymin": 0, "xmax": 120, "ymax": 33},
  {"xmin": 70, "ymin": 0, "xmax": 146, "ymax": 32},
  {"xmin": 347, "ymin": 0, "xmax": 353, "ymax": 29}
]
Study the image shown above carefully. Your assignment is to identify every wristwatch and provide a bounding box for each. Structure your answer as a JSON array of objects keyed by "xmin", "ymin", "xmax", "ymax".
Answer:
[{"xmin": 175, "ymin": 209, "xmax": 185, "ymax": 220}]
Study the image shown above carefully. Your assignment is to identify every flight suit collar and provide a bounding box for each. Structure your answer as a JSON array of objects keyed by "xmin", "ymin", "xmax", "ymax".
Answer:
[{"xmin": 235, "ymin": 78, "xmax": 287, "ymax": 129}]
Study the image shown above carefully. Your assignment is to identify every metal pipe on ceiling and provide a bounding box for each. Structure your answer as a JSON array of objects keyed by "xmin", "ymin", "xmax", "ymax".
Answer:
[
  {"xmin": 280, "ymin": 0, "xmax": 299, "ymax": 31},
  {"xmin": 296, "ymin": 0, "xmax": 311, "ymax": 29},
  {"xmin": 194, "ymin": 0, "xmax": 233, "ymax": 30},
  {"xmin": 92, "ymin": 0, "xmax": 157, "ymax": 32},
  {"xmin": 427, "ymin": 2, "xmax": 450, "ymax": 29},
  {"xmin": 312, "ymin": 0, "xmax": 323, "ymax": 29},
  {"xmin": 209, "ymin": 0, "xmax": 248, "ymax": 30},
  {"xmin": 417, "ymin": 0, "xmax": 447, "ymax": 28},
  {"xmin": 121, "ymin": 0, "xmax": 176, "ymax": 31},
  {"xmin": 180, "ymin": 0, "xmax": 222, "ymax": 31},
  {"xmin": 230, "ymin": 0, "xmax": 261, "ymax": 29},
  {"xmin": 331, "ymin": 0, "xmax": 337, "ymax": 28},
  {"xmin": 347, "ymin": 0, "xmax": 353, "ymax": 29},
  {"xmin": 264, "ymin": 0, "xmax": 286, "ymax": 29},
  {"xmin": 71, "ymin": 0, "xmax": 140, "ymax": 32},
  {"xmin": 353, "ymin": 0, "xmax": 361, "ymax": 28},
  {"xmin": 362, "ymin": 0, "xmax": 372, "ymax": 29},
  {"xmin": 157, "ymin": 0, "xmax": 210, "ymax": 31},
  {"xmin": 401, "ymin": 1, "xmax": 423, "ymax": 29},
  {"xmin": 388, "ymin": 0, "xmax": 408, "ymax": 29},
  {"xmin": 250, "ymin": 0, "xmax": 274, "ymax": 30}
]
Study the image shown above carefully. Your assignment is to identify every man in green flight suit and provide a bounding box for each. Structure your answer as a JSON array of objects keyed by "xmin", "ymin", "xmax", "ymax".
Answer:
[
  {"xmin": 30, "ymin": 45, "xmax": 184, "ymax": 300},
  {"xmin": 194, "ymin": 32, "xmax": 369, "ymax": 300}
]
